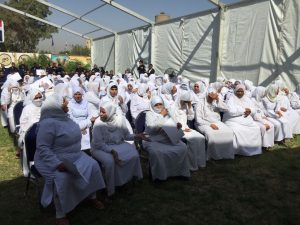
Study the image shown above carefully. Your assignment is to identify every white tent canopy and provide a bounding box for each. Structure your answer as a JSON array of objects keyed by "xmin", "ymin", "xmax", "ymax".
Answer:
[{"xmin": 0, "ymin": 0, "xmax": 299, "ymax": 89}]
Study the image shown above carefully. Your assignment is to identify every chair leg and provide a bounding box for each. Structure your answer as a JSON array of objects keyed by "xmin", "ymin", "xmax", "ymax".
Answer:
[{"xmin": 25, "ymin": 173, "xmax": 31, "ymax": 196}]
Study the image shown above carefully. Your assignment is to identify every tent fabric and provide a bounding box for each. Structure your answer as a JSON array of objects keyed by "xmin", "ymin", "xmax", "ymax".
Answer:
[
  {"xmin": 153, "ymin": 11, "xmax": 218, "ymax": 82},
  {"xmin": 115, "ymin": 27, "xmax": 151, "ymax": 77},
  {"xmin": 92, "ymin": 35, "xmax": 115, "ymax": 71},
  {"xmin": 92, "ymin": 0, "xmax": 300, "ymax": 89}
]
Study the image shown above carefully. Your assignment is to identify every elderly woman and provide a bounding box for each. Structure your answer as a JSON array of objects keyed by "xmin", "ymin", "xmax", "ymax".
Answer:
[
  {"xmin": 262, "ymin": 84, "xmax": 293, "ymax": 142},
  {"xmin": 18, "ymin": 89, "xmax": 43, "ymax": 176},
  {"xmin": 91, "ymin": 101, "xmax": 143, "ymax": 197},
  {"xmin": 223, "ymin": 84, "xmax": 262, "ymax": 156},
  {"xmin": 143, "ymin": 96, "xmax": 190, "ymax": 181},
  {"xmin": 34, "ymin": 93, "xmax": 105, "ymax": 225},
  {"xmin": 169, "ymin": 91, "xmax": 206, "ymax": 169},
  {"xmin": 195, "ymin": 88, "xmax": 234, "ymax": 160},
  {"xmin": 251, "ymin": 87, "xmax": 275, "ymax": 148},
  {"xmin": 68, "ymin": 86, "xmax": 96, "ymax": 152}
]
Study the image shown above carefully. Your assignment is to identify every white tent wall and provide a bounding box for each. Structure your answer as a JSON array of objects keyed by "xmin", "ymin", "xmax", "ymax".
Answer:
[
  {"xmin": 258, "ymin": 0, "xmax": 300, "ymax": 90},
  {"xmin": 220, "ymin": 0, "xmax": 270, "ymax": 83},
  {"xmin": 91, "ymin": 35, "xmax": 115, "ymax": 71},
  {"xmin": 115, "ymin": 27, "xmax": 151, "ymax": 77},
  {"xmin": 91, "ymin": 0, "xmax": 300, "ymax": 89},
  {"xmin": 152, "ymin": 10, "xmax": 219, "ymax": 83}
]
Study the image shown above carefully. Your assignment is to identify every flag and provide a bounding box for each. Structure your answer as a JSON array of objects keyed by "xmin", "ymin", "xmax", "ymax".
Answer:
[{"xmin": 0, "ymin": 20, "xmax": 4, "ymax": 43}]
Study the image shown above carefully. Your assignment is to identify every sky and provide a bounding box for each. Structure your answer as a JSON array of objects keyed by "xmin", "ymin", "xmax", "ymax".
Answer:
[{"xmin": 1, "ymin": 0, "xmax": 240, "ymax": 52}]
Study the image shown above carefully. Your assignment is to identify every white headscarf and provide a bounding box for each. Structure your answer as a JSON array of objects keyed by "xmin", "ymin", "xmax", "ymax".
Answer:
[
  {"xmin": 100, "ymin": 101, "xmax": 123, "ymax": 131},
  {"xmin": 252, "ymin": 86, "xmax": 266, "ymax": 102},
  {"xmin": 266, "ymin": 84, "xmax": 278, "ymax": 103},
  {"xmin": 29, "ymin": 89, "xmax": 43, "ymax": 107},
  {"xmin": 137, "ymin": 83, "xmax": 149, "ymax": 98},
  {"xmin": 150, "ymin": 95, "xmax": 164, "ymax": 114},
  {"xmin": 40, "ymin": 94, "xmax": 67, "ymax": 120}
]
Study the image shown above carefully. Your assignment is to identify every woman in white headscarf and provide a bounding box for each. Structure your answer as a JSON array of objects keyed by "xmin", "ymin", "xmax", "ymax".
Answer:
[
  {"xmin": 130, "ymin": 83, "xmax": 151, "ymax": 122},
  {"xmin": 160, "ymin": 82, "xmax": 177, "ymax": 108},
  {"xmin": 100, "ymin": 81, "xmax": 128, "ymax": 115},
  {"xmin": 7, "ymin": 80, "xmax": 24, "ymax": 133},
  {"xmin": 34, "ymin": 93, "xmax": 105, "ymax": 225},
  {"xmin": 85, "ymin": 81, "xmax": 101, "ymax": 118},
  {"xmin": 251, "ymin": 87, "xmax": 275, "ymax": 148},
  {"xmin": 91, "ymin": 101, "xmax": 143, "ymax": 197},
  {"xmin": 68, "ymin": 86, "xmax": 95, "ymax": 152},
  {"xmin": 223, "ymin": 84, "xmax": 262, "ymax": 156},
  {"xmin": 143, "ymin": 96, "xmax": 190, "ymax": 181},
  {"xmin": 195, "ymin": 87, "xmax": 234, "ymax": 160},
  {"xmin": 275, "ymin": 85, "xmax": 300, "ymax": 134},
  {"xmin": 18, "ymin": 89, "xmax": 43, "ymax": 175},
  {"xmin": 191, "ymin": 81, "xmax": 207, "ymax": 105},
  {"xmin": 169, "ymin": 90, "xmax": 206, "ymax": 169},
  {"xmin": 262, "ymin": 84, "xmax": 293, "ymax": 142},
  {"xmin": 288, "ymin": 84, "xmax": 300, "ymax": 114}
]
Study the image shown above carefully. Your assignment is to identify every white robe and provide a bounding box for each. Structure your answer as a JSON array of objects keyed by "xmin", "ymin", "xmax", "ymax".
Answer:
[
  {"xmin": 91, "ymin": 116, "xmax": 142, "ymax": 196},
  {"xmin": 7, "ymin": 90, "xmax": 23, "ymax": 133},
  {"xmin": 169, "ymin": 103, "xmax": 206, "ymax": 169},
  {"xmin": 130, "ymin": 94, "xmax": 151, "ymax": 120},
  {"xmin": 68, "ymin": 99, "xmax": 92, "ymax": 150},
  {"xmin": 143, "ymin": 111, "xmax": 190, "ymax": 180},
  {"xmin": 195, "ymin": 98, "xmax": 234, "ymax": 160},
  {"xmin": 19, "ymin": 103, "xmax": 41, "ymax": 177},
  {"xmin": 223, "ymin": 95, "xmax": 262, "ymax": 156},
  {"xmin": 277, "ymin": 94, "xmax": 300, "ymax": 134},
  {"xmin": 251, "ymin": 98, "xmax": 275, "ymax": 148},
  {"xmin": 262, "ymin": 97, "xmax": 293, "ymax": 141},
  {"xmin": 34, "ymin": 117, "xmax": 105, "ymax": 214}
]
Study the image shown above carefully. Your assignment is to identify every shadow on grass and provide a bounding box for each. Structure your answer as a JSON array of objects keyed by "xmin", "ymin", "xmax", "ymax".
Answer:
[{"xmin": 1, "ymin": 147, "xmax": 300, "ymax": 225}]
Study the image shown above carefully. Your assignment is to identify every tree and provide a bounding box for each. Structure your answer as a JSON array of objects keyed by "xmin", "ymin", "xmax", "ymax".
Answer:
[
  {"xmin": 0, "ymin": 0, "xmax": 57, "ymax": 52},
  {"xmin": 70, "ymin": 44, "xmax": 90, "ymax": 56}
]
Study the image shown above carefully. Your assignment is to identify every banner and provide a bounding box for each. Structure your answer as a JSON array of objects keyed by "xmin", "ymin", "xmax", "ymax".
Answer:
[{"xmin": 0, "ymin": 20, "xmax": 4, "ymax": 43}]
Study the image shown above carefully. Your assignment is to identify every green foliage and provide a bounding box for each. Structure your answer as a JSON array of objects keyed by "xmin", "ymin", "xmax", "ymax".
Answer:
[
  {"xmin": 20, "ymin": 54, "xmax": 51, "ymax": 68},
  {"xmin": 1, "ymin": 124, "xmax": 300, "ymax": 225},
  {"xmin": 63, "ymin": 60, "xmax": 81, "ymax": 74},
  {"xmin": 0, "ymin": 0, "xmax": 58, "ymax": 52},
  {"xmin": 69, "ymin": 44, "xmax": 90, "ymax": 56}
]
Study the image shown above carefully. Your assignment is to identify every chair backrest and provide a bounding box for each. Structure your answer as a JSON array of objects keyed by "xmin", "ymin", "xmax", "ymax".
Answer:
[
  {"xmin": 13, "ymin": 101, "xmax": 24, "ymax": 127},
  {"xmin": 135, "ymin": 110, "xmax": 149, "ymax": 133},
  {"xmin": 24, "ymin": 122, "xmax": 39, "ymax": 162},
  {"xmin": 125, "ymin": 100, "xmax": 132, "ymax": 123}
]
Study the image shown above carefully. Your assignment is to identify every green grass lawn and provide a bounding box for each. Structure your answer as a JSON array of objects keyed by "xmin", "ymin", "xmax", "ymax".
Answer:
[{"xmin": 1, "ymin": 126, "xmax": 300, "ymax": 225}]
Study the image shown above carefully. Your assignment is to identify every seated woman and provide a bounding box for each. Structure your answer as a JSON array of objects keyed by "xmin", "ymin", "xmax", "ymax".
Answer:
[
  {"xmin": 85, "ymin": 81, "xmax": 101, "ymax": 118},
  {"xmin": 68, "ymin": 86, "xmax": 96, "ymax": 153},
  {"xmin": 91, "ymin": 101, "xmax": 143, "ymax": 197},
  {"xmin": 195, "ymin": 88, "xmax": 234, "ymax": 160},
  {"xmin": 262, "ymin": 84, "xmax": 293, "ymax": 142},
  {"xmin": 223, "ymin": 84, "xmax": 262, "ymax": 156},
  {"xmin": 169, "ymin": 91, "xmax": 206, "ymax": 170},
  {"xmin": 100, "ymin": 82, "xmax": 128, "ymax": 115},
  {"xmin": 18, "ymin": 89, "xmax": 43, "ymax": 176},
  {"xmin": 34, "ymin": 93, "xmax": 105, "ymax": 225},
  {"xmin": 130, "ymin": 83, "xmax": 151, "ymax": 122},
  {"xmin": 288, "ymin": 84, "xmax": 300, "ymax": 114},
  {"xmin": 276, "ymin": 85, "xmax": 300, "ymax": 135},
  {"xmin": 251, "ymin": 87, "xmax": 275, "ymax": 148},
  {"xmin": 143, "ymin": 96, "xmax": 190, "ymax": 181}
]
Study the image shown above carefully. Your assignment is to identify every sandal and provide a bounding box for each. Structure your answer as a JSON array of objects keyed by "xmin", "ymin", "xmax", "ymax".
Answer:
[
  {"xmin": 56, "ymin": 218, "xmax": 70, "ymax": 225},
  {"xmin": 89, "ymin": 199, "xmax": 105, "ymax": 210}
]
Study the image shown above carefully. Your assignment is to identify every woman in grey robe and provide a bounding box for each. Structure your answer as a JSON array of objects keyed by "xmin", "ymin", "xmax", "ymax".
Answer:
[{"xmin": 34, "ymin": 93, "xmax": 106, "ymax": 225}]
